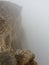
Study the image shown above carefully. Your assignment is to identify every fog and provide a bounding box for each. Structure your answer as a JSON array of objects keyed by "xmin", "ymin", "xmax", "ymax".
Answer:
[{"xmin": 3, "ymin": 0, "xmax": 49, "ymax": 65}]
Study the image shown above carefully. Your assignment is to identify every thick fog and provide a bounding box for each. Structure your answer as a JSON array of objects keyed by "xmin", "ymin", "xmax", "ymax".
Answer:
[{"xmin": 2, "ymin": 0, "xmax": 49, "ymax": 65}]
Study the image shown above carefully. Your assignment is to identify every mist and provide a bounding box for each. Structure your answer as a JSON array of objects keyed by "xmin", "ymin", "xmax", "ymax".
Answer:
[{"xmin": 3, "ymin": 0, "xmax": 49, "ymax": 65}]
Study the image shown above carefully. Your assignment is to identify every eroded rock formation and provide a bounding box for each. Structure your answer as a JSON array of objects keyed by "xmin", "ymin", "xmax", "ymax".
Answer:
[{"xmin": 0, "ymin": 1, "xmax": 37, "ymax": 65}]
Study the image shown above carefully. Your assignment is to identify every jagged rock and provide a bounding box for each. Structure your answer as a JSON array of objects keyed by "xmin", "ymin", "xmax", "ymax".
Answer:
[
  {"xmin": 15, "ymin": 49, "xmax": 35, "ymax": 65},
  {"xmin": 0, "ymin": 49, "xmax": 38, "ymax": 65},
  {"xmin": 0, "ymin": 1, "xmax": 38, "ymax": 65},
  {"xmin": 0, "ymin": 1, "xmax": 22, "ymax": 51}
]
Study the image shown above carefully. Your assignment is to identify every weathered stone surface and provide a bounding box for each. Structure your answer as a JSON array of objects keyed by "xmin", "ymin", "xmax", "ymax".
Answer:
[
  {"xmin": 0, "ymin": 51, "xmax": 17, "ymax": 65},
  {"xmin": 15, "ymin": 49, "xmax": 36, "ymax": 65},
  {"xmin": 0, "ymin": 1, "xmax": 22, "ymax": 51},
  {"xmin": 0, "ymin": 1, "xmax": 37, "ymax": 65},
  {"xmin": 0, "ymin": 48, "xmax": 37, "ymax": 65}
]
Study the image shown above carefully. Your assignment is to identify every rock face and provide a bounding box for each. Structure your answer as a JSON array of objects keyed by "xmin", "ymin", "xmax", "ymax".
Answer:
[
  {"xmin": 15, "ymin": 49, "xmax": 37, "ymax": 65},
  {"xmin": 0, "ymin": 1, "xmax": 22, "ymax": 51},
  {"xmin": 0, "ymin": 1, "xmax": 37, "ymax": 65},
  {"xmin": 0, "ymin": 51, "xmax": 17, "ymax": 65}
]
